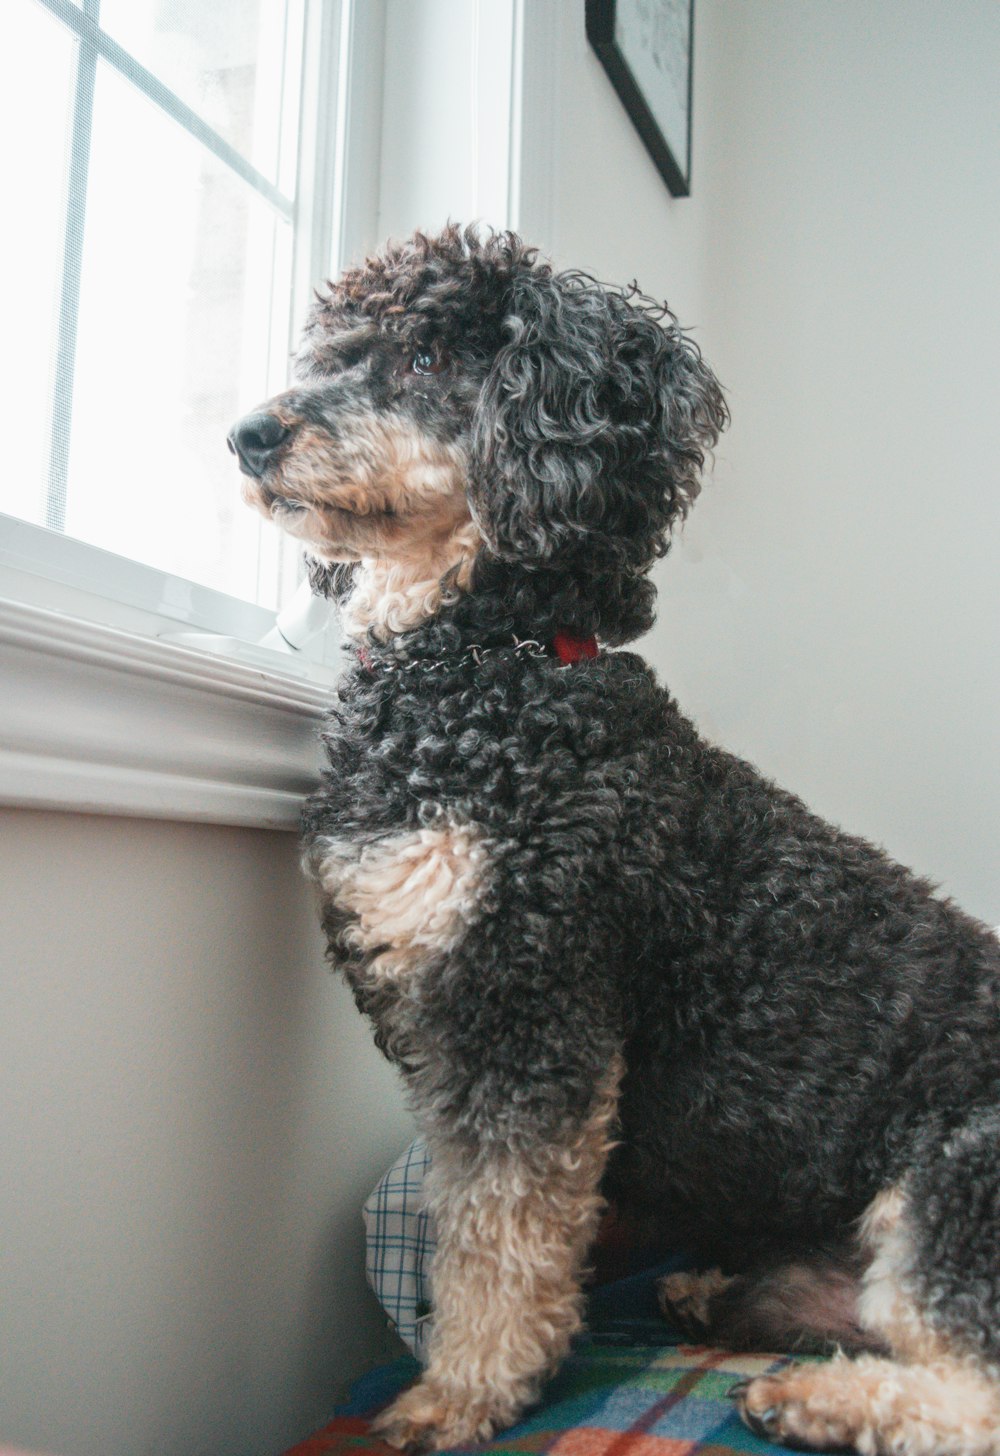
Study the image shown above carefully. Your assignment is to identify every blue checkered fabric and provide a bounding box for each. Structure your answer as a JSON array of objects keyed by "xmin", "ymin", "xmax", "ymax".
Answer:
[{"xmin": 362, "ymin": 1138, "xmax": 435, "ymax": 1360}]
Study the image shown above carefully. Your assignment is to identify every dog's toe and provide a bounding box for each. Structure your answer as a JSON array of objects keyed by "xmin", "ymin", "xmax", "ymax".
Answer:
[
  {"xmin": 734, "ymin": 1369, "xmax": 861, "ymax": 1452},
  {"xmin": 741, "ymin": 1401, "xmax": 782, "ymax": 1441}
]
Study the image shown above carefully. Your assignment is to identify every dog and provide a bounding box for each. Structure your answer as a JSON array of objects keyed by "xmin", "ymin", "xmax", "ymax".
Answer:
[{"xmin": 229, "ymin": 226, "xmax": 1000, "ymax": 1455}]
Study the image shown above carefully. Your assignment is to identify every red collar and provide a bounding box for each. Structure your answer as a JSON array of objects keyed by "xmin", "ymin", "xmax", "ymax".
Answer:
[{"xmin": 552, "ymin": 630, "xmax": 599, "ymax": 665}]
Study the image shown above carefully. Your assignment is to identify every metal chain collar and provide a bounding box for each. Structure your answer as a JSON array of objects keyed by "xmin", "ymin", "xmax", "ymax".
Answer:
[{"xmin": 358, "ymin": 636, "xmax": 551, "ymax": 674}]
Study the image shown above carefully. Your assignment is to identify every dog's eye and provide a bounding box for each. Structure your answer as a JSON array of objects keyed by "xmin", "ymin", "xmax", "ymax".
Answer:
[{"xmin": 410, "ymin": 347, "xmax": 449, "ymax": 377}]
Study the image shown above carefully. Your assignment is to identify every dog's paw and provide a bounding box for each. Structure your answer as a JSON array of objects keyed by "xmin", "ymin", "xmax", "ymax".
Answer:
[
  {"xmin": 732, "ymin": 1366, "xmax": 861, "ymax": 1452},
  {"xmin": 371, "ymin": 1380, "xmax": 504, "ymax": 1452},
  {"xmin": 656, "ymin": 1267, "xmax": 731, "ymax": 1342}
]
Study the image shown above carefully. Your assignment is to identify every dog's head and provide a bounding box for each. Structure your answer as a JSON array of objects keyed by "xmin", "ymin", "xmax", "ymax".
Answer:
[{"xmin": 229, "ymin": 225, "xmax": 727, "ymax": 643}]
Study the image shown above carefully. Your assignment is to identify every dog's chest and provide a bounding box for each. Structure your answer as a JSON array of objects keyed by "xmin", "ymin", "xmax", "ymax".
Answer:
[
  {"xmin": 303, "ymin": 655, "xmax": 627, "ymax": 840},
  {"xmin": 303, "ymin": 669, "xmax": 507, "ymax": 995},
  {"xmin": 307, "ymin": 666, "xmax": 497, "ymax": 832},
  {"xmin": 301, "ymin": 653, "xmax": 667, "ymax": 1014}
]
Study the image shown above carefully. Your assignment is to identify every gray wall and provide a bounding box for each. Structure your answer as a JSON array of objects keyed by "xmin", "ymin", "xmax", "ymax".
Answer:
[{"xmin": 0, "ymin": 811, "xmax": 413, "ymax": 1456}]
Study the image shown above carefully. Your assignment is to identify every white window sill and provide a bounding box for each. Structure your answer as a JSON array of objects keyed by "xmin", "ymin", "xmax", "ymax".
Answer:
[{"xmin": 0, "ymin": 596, "xmax": 333, "ymax": 831}]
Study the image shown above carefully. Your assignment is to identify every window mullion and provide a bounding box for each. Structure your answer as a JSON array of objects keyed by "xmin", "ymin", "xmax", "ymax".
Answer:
[
  {"xmin": 35, "ymin": 0, "xmax": 294, "ymax": 217},
  {"xmin": 46, "ymin": 0, "xmax": 100, "ymax": 533}
]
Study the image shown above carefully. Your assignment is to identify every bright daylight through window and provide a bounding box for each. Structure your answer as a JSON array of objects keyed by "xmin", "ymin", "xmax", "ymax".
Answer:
[{"xmin": 3, "ymin": 0, "xmax": 318, "ymax": 614}]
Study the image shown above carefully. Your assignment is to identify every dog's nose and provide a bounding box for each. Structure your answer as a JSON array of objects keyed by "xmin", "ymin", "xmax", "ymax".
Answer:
[{"xmin": 228, "ymin": 411, "xmax": 291, "ymax": 476}]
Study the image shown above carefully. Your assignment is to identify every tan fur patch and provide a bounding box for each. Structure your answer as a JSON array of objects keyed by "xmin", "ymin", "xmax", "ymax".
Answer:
[
  {"xmin": 246, "ymin": 410, "xmax": 481, "ymax": 637},
  {"xmin": 272, "ymin": 412, "xmax": 466, "ymax": 518},
  {"xmin": 372, "ymin": 1057, "xmax": 625, "ymax": 1450},
  {"xmin": 658, "ymin": 1267, "xmax": 733, "ymax": 1327},
  {"xmin": 316, "ymin": 825, "xmax": 490, "ymax": 980},
  {"xmin": 341, "ymin": 519, "xmax": 481, "ymax": 639},
  {"xmin": 857, "ymin": 1183, "xmax": 953, "ymax": 1364},
  {"xmin": 739, "ymin": 1355, "xmax": 1000, "ymax": 1456},
  {"xmin": 858, "ymin": 1184, "xmax": 907, "ymax": 1250}
]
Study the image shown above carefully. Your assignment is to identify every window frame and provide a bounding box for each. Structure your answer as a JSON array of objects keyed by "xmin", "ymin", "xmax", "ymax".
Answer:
[{"xmin": 4, "ymin": 0, "xmax": 382, "ymax": 649}]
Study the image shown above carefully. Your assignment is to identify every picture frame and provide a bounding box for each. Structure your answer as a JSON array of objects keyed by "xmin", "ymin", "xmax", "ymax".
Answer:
[{"xmin": 585, "ymin": 0, "xmax": 694, "ymax": 198}]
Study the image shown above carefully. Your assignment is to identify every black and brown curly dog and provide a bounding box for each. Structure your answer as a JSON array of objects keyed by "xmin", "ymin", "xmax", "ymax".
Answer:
[{"xmin": 230, "ymin": 226, "xmax": 1000, "ymax": 1456}]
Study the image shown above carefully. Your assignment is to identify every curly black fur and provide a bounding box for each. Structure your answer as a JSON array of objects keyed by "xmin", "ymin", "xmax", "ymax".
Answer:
[{"xmin": 234, "ymin": 226, "xmax": 1000, "ymax": 1435}]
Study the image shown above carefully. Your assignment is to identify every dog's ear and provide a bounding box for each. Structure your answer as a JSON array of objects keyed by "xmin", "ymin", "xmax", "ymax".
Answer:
[{"xmin": 469, "ymin": 270, "xmax": 727, "ymax": 573}]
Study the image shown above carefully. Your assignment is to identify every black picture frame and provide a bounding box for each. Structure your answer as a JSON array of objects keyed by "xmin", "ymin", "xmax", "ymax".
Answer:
[{"xmin": 585, "ymin": 0, "xmax": 694, "ymax": 198}]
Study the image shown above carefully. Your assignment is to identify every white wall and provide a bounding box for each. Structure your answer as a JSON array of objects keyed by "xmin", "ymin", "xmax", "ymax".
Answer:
[
  {"xmin": 524, "ymin": 0, "xmax": 1000, "ymax": 923},
  {"xmin": 377, "ymin": 0, "xmax": 518, "ymax": 241},
  {"xmin": 669, "ymin": 0, "xmax": 999, "ymax": 922},
  {"xmin": 0, "ymin": 809, "xmax": 413, "ymax": 1456}
]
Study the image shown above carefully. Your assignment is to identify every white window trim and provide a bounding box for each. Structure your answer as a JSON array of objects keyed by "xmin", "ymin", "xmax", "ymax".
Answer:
[
  {"xmin": 3, "ymin": 0, "xmax": 559, "ymax": 831},
  {"xmin": 0, "ymin": 515, "xmax": 278, "ymax": 640},
  {"xmin": 0, "ymin": 596, "xmax": 329, "ymax": 830}
]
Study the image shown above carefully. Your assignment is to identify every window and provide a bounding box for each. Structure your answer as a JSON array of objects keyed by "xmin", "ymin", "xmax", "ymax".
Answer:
[
  {"xmin": 2, "ymin": 0, "xmax": 345, "ymax": 633},
  {"xmin": 0, "ymin": 0, "xmax": 538, "ymax": 825}
]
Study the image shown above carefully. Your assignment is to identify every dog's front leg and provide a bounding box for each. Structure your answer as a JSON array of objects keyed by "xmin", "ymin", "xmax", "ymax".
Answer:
[{"xmin": 372, "ymin": 1054, "xmax": 623, "ymax": 1451}]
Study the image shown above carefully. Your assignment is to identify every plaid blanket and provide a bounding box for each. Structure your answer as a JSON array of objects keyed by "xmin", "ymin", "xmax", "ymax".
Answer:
[{"xmin": 282, "ymin": 1342, "xmax": 801, "ymax": 1456}]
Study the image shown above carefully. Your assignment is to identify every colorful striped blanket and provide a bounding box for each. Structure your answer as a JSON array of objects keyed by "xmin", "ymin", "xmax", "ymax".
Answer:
[{"xmin": 282, "ymin": 1341, "xmax": 802, "ymax": 1456}]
